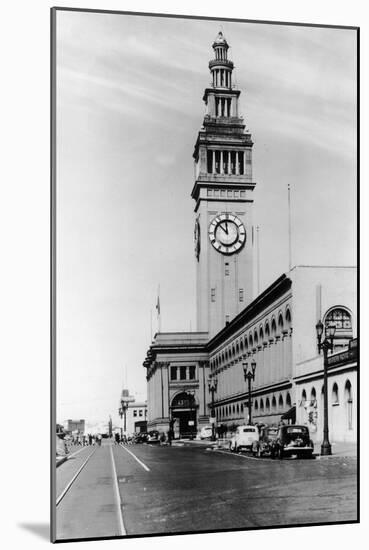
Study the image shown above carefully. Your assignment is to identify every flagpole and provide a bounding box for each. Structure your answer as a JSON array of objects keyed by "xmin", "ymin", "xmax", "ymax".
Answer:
[
  {"xmin": 288, "ymin": 183, "xmax": 292, "ymax": 271},
  {"xmin": 156, "ymin": 284, "xmax": 161, "ymax": 333},
  {"xmin": 256, "ymin": 225, "xmax": 260, "ymax": 295}
]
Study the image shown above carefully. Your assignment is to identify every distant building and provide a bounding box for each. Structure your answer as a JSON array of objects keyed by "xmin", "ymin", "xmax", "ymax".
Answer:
[
  {"xmin": 67, "ymin": 419, "xmax": 85, "ymax": 434},
  {"xmin": 126, "ymin": 401, "xmax": 148, "ymax": 434},
  {"xmin": 119, "ymin": 389, "xmax": 148, "ymax": 434}
]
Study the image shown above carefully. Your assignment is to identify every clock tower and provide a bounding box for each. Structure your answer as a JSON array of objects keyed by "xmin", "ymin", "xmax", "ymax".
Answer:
[{"xmin": 192, "ymin": 32, "xmax": 256, "ymax": 338}]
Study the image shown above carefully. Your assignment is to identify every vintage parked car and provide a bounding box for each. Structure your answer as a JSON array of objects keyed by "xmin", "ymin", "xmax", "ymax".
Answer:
[
  {"xmin": 272, "ymin": 425, "xmax": 314, "ymax": 459},
  {"xmin": 133, "ymin": 432, "xmax": 148, "ymax": 444},
  {"xmin": 147, "ymin": 430, "xmax": 160, "ymax": 444},
  {"xmin": 229, "ymin": 425, "xmax": 259, "ymax": 453},
  {"xmin": 252, "ymin": 425, "xmax": 278, "ymax": 457},
  {"xmin": 200, "ymin": 425, "xmax": 213, "ymax": 440}
]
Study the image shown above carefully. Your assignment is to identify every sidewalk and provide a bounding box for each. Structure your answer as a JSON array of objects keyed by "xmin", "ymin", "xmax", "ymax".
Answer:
[
  {"xmin": 315, "ymin": 441, "xmax": 357, "ymax": 459},
  {"xmin": 179, "ymin": 438, "xmax": 357, "ymax": 458}
]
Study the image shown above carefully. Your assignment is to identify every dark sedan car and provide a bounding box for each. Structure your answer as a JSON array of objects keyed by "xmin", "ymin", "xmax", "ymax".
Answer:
[
  {"xmin": 133, "ymin": 432, "xmax": 149, "ymax": 444},
  {"xmin": 272, "ymin": 425, "xmax": 314, "ymax": 459},
  {"xmin": 252, "ymin": 426, "xmax": 278, "ymax": 457},
  {"xmin": 147, "ymin": 430, "xmax": 160, "ymax": 444}
]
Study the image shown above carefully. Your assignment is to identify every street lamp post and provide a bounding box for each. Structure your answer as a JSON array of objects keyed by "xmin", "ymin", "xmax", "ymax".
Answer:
[
  {"xmin": 316, "ymin": 321, "xmax": 336, "ymax": 456},
  {"xmin": 208, "ymin": 376, "xmax": 218, "ymax": 441},
  {"xmin": 243, "ymin": 360, "xmax": 256, "ymax": 425},
  {"xmin": 187, "ymin": 390, "xmax": 195, "ymax": 440}
]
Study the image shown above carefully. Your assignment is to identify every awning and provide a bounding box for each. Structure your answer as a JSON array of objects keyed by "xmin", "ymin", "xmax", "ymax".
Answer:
[{"xmin": 281, "ymin": 406, "xmax": 296, "ymax": 422}]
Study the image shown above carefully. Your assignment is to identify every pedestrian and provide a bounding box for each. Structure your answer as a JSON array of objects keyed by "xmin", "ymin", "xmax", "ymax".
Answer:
[
  {"xmin": 115, "ymin": 432, "xmax": 120, "ymax": 445},
  {"xmin": 97, "ymin": 433, "xmax": 102, "ymax": 446},
  {"xmin": 160, "ymin": 432, "xmax": 166, "ymax": 445},
  {"xmin": 89, "ymin": 434, "xmax": 92, "ymax": 446}
]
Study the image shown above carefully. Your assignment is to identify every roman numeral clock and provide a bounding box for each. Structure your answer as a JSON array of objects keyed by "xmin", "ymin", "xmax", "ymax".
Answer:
[
  {"xmin": 208, "ymin": 213, "xmax": 246, "ymax": 255},
  {"xmin": 191, "ymin": 32, "xmax": 256, "ymax": 337}
]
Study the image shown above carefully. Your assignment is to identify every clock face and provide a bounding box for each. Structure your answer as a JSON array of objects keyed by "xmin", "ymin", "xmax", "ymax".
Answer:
[
  {"xmin": 194, "ymin": 218, "xmax": 201, "ymax": 260},
  {"xmin": 209, "ymin": 213, "xmax": 246, "ymax": 254}
]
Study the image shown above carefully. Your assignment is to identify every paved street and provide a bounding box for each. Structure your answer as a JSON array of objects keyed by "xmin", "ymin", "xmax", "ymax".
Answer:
[{"xmin": 56, "ymin": 440, "xmax": 357, "ymax": 541}]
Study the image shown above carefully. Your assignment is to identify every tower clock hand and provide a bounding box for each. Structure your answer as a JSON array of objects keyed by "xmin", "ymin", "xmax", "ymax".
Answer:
[{"xmin": 220, "ymin": 221, "xmax": 228, "ymax": 235}]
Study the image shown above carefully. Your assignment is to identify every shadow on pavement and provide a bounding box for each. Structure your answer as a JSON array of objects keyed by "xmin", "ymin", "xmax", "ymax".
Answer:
[{"xmin": 18, "ymin": 523, "xmax": 49, "ymax": 541}]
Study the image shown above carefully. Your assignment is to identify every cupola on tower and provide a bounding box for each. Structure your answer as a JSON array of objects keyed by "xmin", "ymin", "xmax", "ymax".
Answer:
[{"xmin": 192, "ymin": 32, "xmax": 256, "ymax": 338}]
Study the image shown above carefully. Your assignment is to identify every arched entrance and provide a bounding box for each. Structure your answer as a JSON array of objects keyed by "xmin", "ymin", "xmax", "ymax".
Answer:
[{"xmin": 170, "ymin": 391, "xmax": 197, "ymax": 439}]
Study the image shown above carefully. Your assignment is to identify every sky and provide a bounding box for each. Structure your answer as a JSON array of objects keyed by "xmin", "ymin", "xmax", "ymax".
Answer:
[{"xmin": 55, "ymin": 10, "xmax": 357, "ymax": 426}]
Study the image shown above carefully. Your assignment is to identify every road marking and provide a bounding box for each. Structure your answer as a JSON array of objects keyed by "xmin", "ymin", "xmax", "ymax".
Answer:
[
  {"xmin": 119, "ymin": 445, "xmax": 150, "ymax": 472},
  {"xmin": 110, "ymin": 445, "xmax": 127, "ymax": 536},
  {"xmin": 215, "ymin": 449, "xmax": 260, "ymax": 461},
  {"xmin": 56, "ymin": 449, "xmax": 96, "ymax": 506}
]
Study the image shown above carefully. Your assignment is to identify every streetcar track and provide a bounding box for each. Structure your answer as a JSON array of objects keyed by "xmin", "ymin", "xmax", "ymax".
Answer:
[
  {"xmin": 56, "ymin": 448, "xmax": 97, "ymax": 506},
  {"xmin": 110, "ymin": 445, "xmax": 126, "ymax": 535}
]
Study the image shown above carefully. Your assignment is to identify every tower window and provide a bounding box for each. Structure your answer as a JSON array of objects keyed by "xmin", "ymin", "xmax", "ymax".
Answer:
[
  {"xmin": 239, "ymin": 152, "xmax": 244, "ymax": 175},
  {"xmin": 170, "ymin": 366, "xmax": 177, "ymax": 380},
  {"xmin": 207, "ymin": 150, "xmax": 212, "ymax": 173},
  {"xmin": 225, "ymin": 262, "xmax": 230, "ymax": 276},
  {"xmin": 180, "ymin": 366, "xmax": 187, "ymax": 380},
  {"xmin": 189, "ymin": 366, "xmax": 196, "ymax": 380},
  {"xmin": 239, "ymin": 289, "xmax": 244, "ymax": 302},
  {"xmin": 211, "ymin": 288, "xmax": 216, "ymax": 302}
]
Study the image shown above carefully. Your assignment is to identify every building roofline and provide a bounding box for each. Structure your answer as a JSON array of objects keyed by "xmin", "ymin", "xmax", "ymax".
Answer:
[{"xmin": 207, "ymin": 273, "xmax": 292, "ymax": 350}]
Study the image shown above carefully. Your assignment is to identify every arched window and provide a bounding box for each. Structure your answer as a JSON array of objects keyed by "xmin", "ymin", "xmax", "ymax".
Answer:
[
  {"xmin": 278, "ymin": 394, "xmax": 284, "ymax": 410},
  {"xmin": 332, "ymin": 382, "xmax": 339, "ymax": 404},
  {"xmin": 310, "ymin": 387, "xmax": 316, "ymax": 405},
  {"xmin": 236, "ymin": 403, "xmax": 240, "ymax": 415},
  {"xmin": 240, "ymin": 340, "xmax": 244, "ymax": 353},
  {"xmin": 260, "ymin": 399, "xmax": 264, "ymax": 412},
  {"xmin": 249, "ymin": 334, "xmax": 253, "ymax": 348},
  {"xmin": 272, "ymin": 396, "xmax": 277, "ymax": 411},
  {"xmin": 265, "ymin": 322, "xmax": 270, "ymax": 339},
  {"xmin": 254, "ymin": 400, "xmax": 259, "ymax": 412},
  {"xmin": 259, "ymin": 326, "xmax": 264, "ymax": 342},
  {"xmin": 345, "ymin": 380, "xmax": 353, "ymax": 430},
  {"xmin": 285, "ymin": 307, "xmax": 292, "ymax": 326},
  {"xmin": 278, "ymin": 313, "xmax": 284, "ymax": 334},
  {"xmin": 240, "ymin": 403, "xmax": 244, "ymax": 413},
  {"xmin": 301, "ymin": 389, "xmax": 307, "ymax": 403},
  {"xmin": 271, "ymin": 318, "xmax": 277, "ymax": 337},
  {"xmin": 266, "ymin": 398, "xmax": 270, "ymax": 412},
  {"xmin": 254, "ymin": 329, "xmax": 258, "ymax": 346},
  {"xmin": 324, "ymin": 307, "xmax": 353, "ymax": 350},
  {"xmin": 286, "ymin": 393, "xmax": 291, "ymax": 407}
]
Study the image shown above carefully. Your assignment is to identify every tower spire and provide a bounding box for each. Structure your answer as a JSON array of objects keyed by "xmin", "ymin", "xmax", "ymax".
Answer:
[{"xmin": 210, "ymin": 31, "xmax": 233, "ymax": 89}]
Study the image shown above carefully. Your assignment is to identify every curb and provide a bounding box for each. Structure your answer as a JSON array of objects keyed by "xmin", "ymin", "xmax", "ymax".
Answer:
[{"xmin": 56, "ymin": 456, "xmax": 68, "ymax": 467}]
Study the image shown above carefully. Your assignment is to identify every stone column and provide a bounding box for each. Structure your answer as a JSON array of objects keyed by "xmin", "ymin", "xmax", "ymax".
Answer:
[
  {"xmin": 235, "ymin": 151, "xmax": 239, "ymax": 175},
  {"xmin": 269, "ymin": 339, "xmax": 274, "ymax": 384},
  {"xmin": 212, "ymin": 150, "xmax": 215, "ymax": 174},
  {"xmin": 227, "ymin": 151, "xmax": 231, "ymax": 174},
  {"xmin": 220, "ymin": 150, "xmax": 224, "ymax": 174}
]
